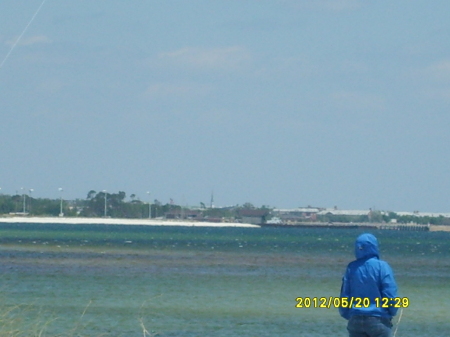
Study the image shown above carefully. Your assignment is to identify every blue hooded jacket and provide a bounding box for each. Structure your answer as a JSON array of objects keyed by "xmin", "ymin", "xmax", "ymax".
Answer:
[{"xmin": 339, "ymin": 233, "xmax": 398, "ymax": 320}]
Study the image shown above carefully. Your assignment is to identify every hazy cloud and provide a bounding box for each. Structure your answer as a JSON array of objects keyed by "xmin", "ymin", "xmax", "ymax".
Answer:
[
  {"xmin": 280, "ymin": 0, "xmax": 361, "ymax": 11},
  {"xmin": 158, "ymin": 46, "xmax": 251, "ymax": 70},
  {"xmin": 331, "ymin": 90, "xmax": 386, "ymax": 112},
  {"xmin": 406, "ymin": 60, "xmax": 450, "ymax": 101},
  {"xmin": 143, "ymin": 82, "xmax": 212, "ymax": 100},
  {"xmin": 423, "ymin": 87, "xmax": 450, "ymax": 101},
  {"xmin": 36, "ymin": 78, "xmax": 65, "ymax": 95},
  {"xmin": 426, "ymin": 60, "xmax": 450, "ymax": 82},
  {"xmin": 6, "ymin": 35, "xmax": 52, "ymax": 46}
]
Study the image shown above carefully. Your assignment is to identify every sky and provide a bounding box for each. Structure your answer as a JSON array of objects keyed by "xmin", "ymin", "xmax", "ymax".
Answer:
[{"xmin": 1, "ymin": 0, "xmax": 450, "ymax": 212}]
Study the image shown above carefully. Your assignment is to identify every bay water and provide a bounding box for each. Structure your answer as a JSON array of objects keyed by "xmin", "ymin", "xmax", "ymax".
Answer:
[{"xmin": 0, "ymin": 224, "xmax": 449, "ymax": 336}]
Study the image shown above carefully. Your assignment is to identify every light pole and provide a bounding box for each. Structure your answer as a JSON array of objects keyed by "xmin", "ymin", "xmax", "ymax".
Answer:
[
  {"xmin": 29, "ymin": 189, "xmax": 34, "ymax": 214},
  {"xmin": 103, "ymin": 190, "xmax": 107, "ymax": 217},
  {"xmin": 21, "ymin": 187, "xmax": 26, "ymax": 214},
  {"xmin": 59, "ymin": 188, "xmax": 64, "ymax": 217},
  {"xmin": 147, "ymin": 191, "xmax": 151, "ymax": 219}
]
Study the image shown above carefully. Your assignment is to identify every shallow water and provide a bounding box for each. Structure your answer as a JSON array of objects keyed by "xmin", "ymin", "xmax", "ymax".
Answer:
[{"xmin": 0, "ymin": 224, "xmax": 449, "ymax": 336}]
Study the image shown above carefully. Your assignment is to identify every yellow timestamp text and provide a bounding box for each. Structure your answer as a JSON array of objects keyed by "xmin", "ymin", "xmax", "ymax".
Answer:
[{"xmin": 295, "ymin": 297, "xmax": 409, "ymax": 309}]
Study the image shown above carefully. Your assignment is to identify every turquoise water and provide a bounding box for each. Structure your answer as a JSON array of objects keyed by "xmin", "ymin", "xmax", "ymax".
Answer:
[{"xmin": 0, "ymin": 224, "xmax": 449, "ymax": 336}]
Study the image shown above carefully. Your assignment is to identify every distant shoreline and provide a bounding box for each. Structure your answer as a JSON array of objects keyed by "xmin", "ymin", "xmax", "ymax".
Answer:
[{"xmin": 0, "ymin": 216, "xmax": 260, "ymax": 228}]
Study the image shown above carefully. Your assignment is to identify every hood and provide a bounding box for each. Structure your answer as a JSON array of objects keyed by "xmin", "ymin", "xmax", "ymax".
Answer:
[{"xmin": 354, "ymin": 233, "xmax": 379, "ymax": 259}]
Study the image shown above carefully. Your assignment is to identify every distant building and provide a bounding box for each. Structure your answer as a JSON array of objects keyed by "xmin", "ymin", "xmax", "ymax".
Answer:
[
  {"xmin": 165, "ymin": 209, "xmax": 203, "ymax": 220},
  {"xmin": 272, "ymin": 207, "xmax": 323, "ymax": 223},
  {"xmin": 317, "ymin": 208, "xmax": 371, "ymax": 217},
  {"xmin": 238, "ymin": 209, "xmax": 269, "ymax": 225}
]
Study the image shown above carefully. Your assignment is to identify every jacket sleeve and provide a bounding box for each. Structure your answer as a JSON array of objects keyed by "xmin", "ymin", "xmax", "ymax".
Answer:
[
  {"xmin": 339, "ymin": 268, "xmax": 351, "ymax": 320},
  {"xmin": 380, "ymin": 262, "xmax": 399, "ymax": 317}
]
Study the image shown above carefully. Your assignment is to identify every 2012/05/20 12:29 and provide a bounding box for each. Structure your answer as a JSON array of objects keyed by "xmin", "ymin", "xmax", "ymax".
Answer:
[{"xmin": 295, "ymin": 297, "xmax": 409, "ymax": 309}]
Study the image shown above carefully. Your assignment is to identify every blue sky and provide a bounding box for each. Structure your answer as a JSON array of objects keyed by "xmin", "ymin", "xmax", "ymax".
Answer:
[{"xmin": 1, "ymin": 0, "xmax": 450, "ymax": 212}]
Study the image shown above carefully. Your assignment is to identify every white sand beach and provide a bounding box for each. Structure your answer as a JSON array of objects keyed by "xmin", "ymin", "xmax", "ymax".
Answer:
[{"xmin": 0, "ymin": 216, "xmax": 260, "ymax": 228}]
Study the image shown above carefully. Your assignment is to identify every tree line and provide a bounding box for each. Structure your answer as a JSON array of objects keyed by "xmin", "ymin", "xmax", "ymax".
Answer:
[
  {"xmin": 0, "ymin": 191, "xmax": 269, "ymax": 221},
  {"xmin": 0, "ymin": 191, "xmax": 181, "ymax": 219}
]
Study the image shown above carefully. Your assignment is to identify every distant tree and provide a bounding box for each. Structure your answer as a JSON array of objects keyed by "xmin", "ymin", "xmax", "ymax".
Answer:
[
  {"xmin": 0, "ymin": 195, "xmax": 15, "ymax": 214},
  {"xmin": 81, "ymin": 190, "xmax": 150, "ymax": 218},
  {"xmin": 369, "ymin": 210, "xmax": 384, "ymax": 223},
  {"xmin": 87, "ymin": 190, "xmax": 96, "ymax": 200},
  {"xmin": 242, "ymin": 202, "xmax": 255, "ymax": 209},
  {"xmin": 118, "ymin": 191, "xmax": 126, "ymax": 202}
]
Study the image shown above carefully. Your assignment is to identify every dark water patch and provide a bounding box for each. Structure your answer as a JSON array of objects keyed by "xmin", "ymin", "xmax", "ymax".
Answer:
[
  {"xmin": 2, "ymin": 225, "xmax": 450, "ymax": 262},
  {"xmin": 0, "ymin": 223, "xmax": 361, "ymax": 253},
  {"xmin": 0, "ymin": 246, "xmax": 345, "ymax": 280}
]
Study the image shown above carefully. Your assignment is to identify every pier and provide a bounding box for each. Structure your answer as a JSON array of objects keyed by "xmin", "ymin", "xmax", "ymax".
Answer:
[
  {"xmin": 262, "ymin": 222, "xmax": 431, "ymax": 231},
  {"xmin": 378, "ymin": 224, "xmax": 429, "ymax": 231}
]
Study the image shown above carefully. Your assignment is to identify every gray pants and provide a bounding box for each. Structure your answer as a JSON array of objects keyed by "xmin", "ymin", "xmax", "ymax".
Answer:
[{"xmin": 347, "ymin": 315, "xmax": 393, "ymax": 337}]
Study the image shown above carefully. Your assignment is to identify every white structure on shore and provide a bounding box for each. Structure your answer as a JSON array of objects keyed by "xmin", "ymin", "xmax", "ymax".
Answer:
[{"xmin": 0, "ymin": 216, "xmax": 260, "ymax": 228}]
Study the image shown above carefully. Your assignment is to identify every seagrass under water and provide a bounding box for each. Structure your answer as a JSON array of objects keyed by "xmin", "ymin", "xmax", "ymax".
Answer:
[{"xmin": 0, "ymin": 224, "xmax": 449, "ymax": 336}]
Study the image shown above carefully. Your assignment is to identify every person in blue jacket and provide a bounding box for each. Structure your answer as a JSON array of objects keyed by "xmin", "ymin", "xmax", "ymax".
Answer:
[{"xmin": 340, "ymin": 233, "xmax": 398, "ymax": 337}]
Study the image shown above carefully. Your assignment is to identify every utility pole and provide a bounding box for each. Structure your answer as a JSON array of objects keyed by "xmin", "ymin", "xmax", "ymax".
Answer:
[
  {"xmin": 103, "ymin": 190, "xmax": 107, "ymax": 217},
  {"xmin": 29, "ymin": 189, "xmax": 34, "ymax": 214},
  {"xmin": 59, "ymin": 188, "xmax": 64, "ymax": 217},
  {"xmin": 147, "ymin": 191, "xmax": 151, "ymax": 219},
  {"xmin": 21, "ymin": 187, "xmax": 26, "ymax": 214}
]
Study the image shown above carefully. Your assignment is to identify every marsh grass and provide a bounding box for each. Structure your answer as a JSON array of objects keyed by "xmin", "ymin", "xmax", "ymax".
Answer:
[
  {"xmin": 0, "ymin": 301, "xmax": 111, "ymax": 337},
  {"xmin": 0, "ymin": 295, "xmax": 162, "ymax": 337},
  {"xmin": 0, "ymin": 303, "xmax": 55, "ymax": 337}
]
